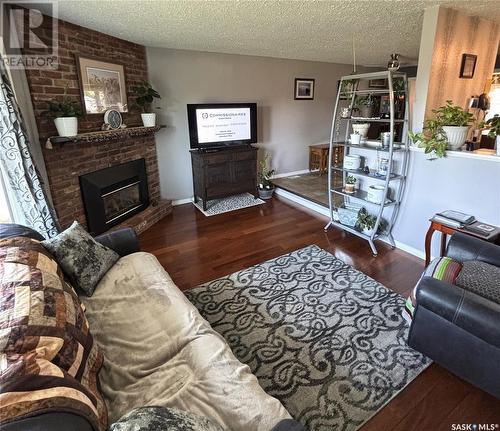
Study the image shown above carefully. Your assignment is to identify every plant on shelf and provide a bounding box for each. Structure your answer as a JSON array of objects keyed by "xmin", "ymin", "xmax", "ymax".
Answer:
[
  {"xmin": 345, "ymin": 174, "xmax": 356, "ymax": 193},
  {"xmin": 133, "ymin": 81, "xmax": 161, "ymax": 127},
  {"xmin": 355, "ymin": 94, "xmax": 375, "ymax": 118},
  {"xmin": 409, "ymin": 100, "xmax": 474, "ymax": 158},
  {"xmin": 356, "ymin": 207, "xmax": 377, "ymax": 236},
  {"xmin": 45, "ymin": 97, "xmax": 83, "ymax": 137},
  {"xmin": 258, "ymin": 153, "xmax": 276, "ymax": 200},
  {"xmin": 480, "ymin": 114, "xmax": 500, "ymax": 155}
]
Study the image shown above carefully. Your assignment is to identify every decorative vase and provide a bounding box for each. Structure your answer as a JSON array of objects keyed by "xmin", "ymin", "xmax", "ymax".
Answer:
[
  {"xmin": 442, "ymin": 126, "xmax": 469, "ymax": 150},
  {"xmin": 352, "ymin": 123, "xmax": 370, "ymax": 138},
  {"xmin": 141, "ymin": 113, "xmax": 156, "ymax": 127},
  {"xmin": 359, "ymin": 105, "xmax": 374, "ymax": 118},
  {"xmin": 54, "ymin": 117, "xmax": 78, "ymax": 137},
  {"xmin": 258, "ymin": 186, "xmax": 274, "ymax": 200},
  {"xmin": 344, "ymin": 183, "xmax": 355, "ymax": 194}
]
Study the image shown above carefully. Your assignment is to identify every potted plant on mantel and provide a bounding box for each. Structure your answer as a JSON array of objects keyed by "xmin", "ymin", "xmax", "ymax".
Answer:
[
  {"xmin": 133, "ymin": 81, "xmax": 161, "ymax": 127},
  {"xmin": 481, "ymin": 114, "xmax": 500, "ymax": 156},
  {"xmin": 46, "ymin": 97, "xmax": 82, "ymax": 137},
  {"xmin": 258, "ymin": 154, "xmax": 276, "ymax": 199},
  {"xmin": 409, "ymin": 100, "xmax": 474, "ymax": 159}
]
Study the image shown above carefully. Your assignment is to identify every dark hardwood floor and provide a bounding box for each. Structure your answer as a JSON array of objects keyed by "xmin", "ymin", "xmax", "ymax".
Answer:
[{"xmin": 139, "ymin": 196, "xmax": 500, "ymax": 430}]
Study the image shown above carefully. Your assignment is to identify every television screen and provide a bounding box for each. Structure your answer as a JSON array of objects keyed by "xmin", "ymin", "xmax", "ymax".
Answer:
[{"xmin": 187, "ymin": 103, "xmax": 257, "ymax": 149}]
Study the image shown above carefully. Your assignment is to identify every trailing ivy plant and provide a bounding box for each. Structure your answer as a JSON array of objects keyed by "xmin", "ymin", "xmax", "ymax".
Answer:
[
  {"xmin": 45, "ymin": 97, "xmax": 82, "ymax": 118},
  {"xmin": 356, "ymin": 207, "xmax": 376, "ymax": 231},
  {"xmin": 432, "ymin": 100, "xmax": 474, "ymax": 127},
  {"xmin": 409, "ymin": 100, "xmax": 474, "ymax": 159}
]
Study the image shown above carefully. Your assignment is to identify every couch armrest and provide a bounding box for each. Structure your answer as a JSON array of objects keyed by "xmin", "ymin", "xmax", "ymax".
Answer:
[
  {"xmin": 446, "ymin": 232, "xmax": 500, "ymax": 267},
  {"xmin": 95, "ymin": 228, "xmax": 140, "ymax": 256},
  {"xmin": 415, "ymin": 276, "xmax": 500, "ymax": 349}
]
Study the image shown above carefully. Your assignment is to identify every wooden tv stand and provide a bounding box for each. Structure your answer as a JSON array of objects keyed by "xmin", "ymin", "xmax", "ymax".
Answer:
[{"xmin": 190, "ymin": 145, "xmax": 258, "ymax": 210}]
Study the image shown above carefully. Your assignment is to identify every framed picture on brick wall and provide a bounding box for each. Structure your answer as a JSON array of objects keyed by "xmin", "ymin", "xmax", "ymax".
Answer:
[{"xmin": 76, "ymin": 55, "xmax": 128, "ymax": 114}]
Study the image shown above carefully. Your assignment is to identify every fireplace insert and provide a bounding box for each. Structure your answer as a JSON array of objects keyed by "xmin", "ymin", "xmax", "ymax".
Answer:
[{"xmin": 79, "ymin": 159, "xmax": 149, "ymax": 234}]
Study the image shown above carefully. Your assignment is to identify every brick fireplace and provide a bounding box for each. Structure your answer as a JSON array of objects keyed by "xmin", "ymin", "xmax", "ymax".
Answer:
[
  {"xmin": 43, "ymin": 133, "xmax": 171, "ymax": 233},
  {"xmin": 22, "ymin": 13, "xmax": 172, "ymax": 234}
]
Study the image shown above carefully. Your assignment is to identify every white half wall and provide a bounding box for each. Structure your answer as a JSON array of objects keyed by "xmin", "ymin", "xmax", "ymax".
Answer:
[
  {"xmin": 393, "ymin": 150, "xmax": 500, "ymax": 258},
  {"xmin": 147, "ymin": 48, "xmax": 354, "ymax": 201}
]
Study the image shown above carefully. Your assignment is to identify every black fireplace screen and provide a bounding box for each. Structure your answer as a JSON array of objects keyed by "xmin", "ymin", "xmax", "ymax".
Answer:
[
  {"xmin": 102, "ymin": 181, "xmax": 141, "ymax": 224},
  {"xmin": 79, "ymin": 159, "xmax": 149, "ymax": 235}
]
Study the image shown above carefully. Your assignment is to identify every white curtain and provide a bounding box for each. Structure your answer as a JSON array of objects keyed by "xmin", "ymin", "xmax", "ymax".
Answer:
[{"xmin": 0, "ymin": 55, "xmax": 58, "ymax": 238}]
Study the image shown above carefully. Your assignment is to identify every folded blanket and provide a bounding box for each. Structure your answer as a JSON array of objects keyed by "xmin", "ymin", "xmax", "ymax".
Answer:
[{"xmin": 0, "ymin": 237, "xmax": 107, "ymax": 431}]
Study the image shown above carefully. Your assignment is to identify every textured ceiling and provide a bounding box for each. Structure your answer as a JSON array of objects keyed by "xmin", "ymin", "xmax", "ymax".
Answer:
[{"xmin": 51, "ymin": 0, "xmax": 500, "ymax": 65}]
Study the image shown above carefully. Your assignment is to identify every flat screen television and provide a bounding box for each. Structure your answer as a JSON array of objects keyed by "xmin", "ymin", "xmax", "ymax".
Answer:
[{"xmin": 187, "ymin": 103, "xmax": 257, "ymax": 149}]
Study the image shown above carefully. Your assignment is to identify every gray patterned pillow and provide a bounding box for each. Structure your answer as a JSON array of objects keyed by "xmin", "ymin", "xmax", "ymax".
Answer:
[
  {"xmin": 455, "ymin": 260, "xmax": 500, "ymax": 305},
  {"xmin": 110, "ymin": 406, "xmax": 224, "ymax": 431},
  {"xmin": 42, "ymin": 221, "xmax": 119, "ymax": 296}
]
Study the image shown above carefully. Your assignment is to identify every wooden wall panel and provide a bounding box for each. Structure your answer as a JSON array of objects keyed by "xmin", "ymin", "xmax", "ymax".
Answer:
[{"xmin": 424, "ymin": 7, "xmax": 499, "ymax": 121}]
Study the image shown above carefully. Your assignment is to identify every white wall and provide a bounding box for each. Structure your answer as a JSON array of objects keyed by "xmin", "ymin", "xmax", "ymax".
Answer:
[
  {"xmin": 147, "ymin": 48, "xmax": 354, "ymax": 201},
  {"xmin": 393, "ymin": 151, "xmax": 500, "ymax": 258}
]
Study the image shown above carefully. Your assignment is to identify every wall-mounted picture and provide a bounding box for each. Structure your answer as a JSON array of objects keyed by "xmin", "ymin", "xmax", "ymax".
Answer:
[
  {"xmin": 459, "ymin": 53, "xmax": 477, "ymax": 79},
  {"xmin": 369, "ymin": 78, "xmax": 387, "ymax": 88},
  {"xmin": 294, "ymin": 78, "xmax": 315, "ymax": 100},
  {"xmin": 76, "ymin": 55, "xmax": 128, "ymax": 114}
]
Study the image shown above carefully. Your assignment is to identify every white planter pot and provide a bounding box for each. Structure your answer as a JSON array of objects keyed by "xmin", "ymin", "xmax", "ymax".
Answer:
[
  {"xmin": 141, "ymin": 113, "xmax": 156, "ymax": 127},
  {"xmin": 54, "ymin": 117, "xmax": 78, "ymax": 137},
  {"xmin": 367, "ymin": 185, "xmax": 385, "ymax": 204},
  {"xmin": 496, "ymin": 136, "xmax": 500, "ymax": 156},
  {"xmin": 352, "ymin": 123, "xmax": 370, "ymax": 138},
  {"xmin": 442, "ymin": 126, "xmax": 469, "ymax": 150}
]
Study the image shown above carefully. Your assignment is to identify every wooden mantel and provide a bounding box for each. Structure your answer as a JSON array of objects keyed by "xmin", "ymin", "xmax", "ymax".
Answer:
[{"xmin": 46, "ymin": 125, "xmax": 166, "ymax": 148}]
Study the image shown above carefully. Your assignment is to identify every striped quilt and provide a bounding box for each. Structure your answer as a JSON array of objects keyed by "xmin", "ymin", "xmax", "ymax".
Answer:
[{"xmin": 0, "ymin": 237, "xmax": 107, "ymax": 430}]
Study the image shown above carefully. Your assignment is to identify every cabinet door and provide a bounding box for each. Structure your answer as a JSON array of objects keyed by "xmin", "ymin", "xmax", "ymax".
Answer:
[
  {"xmin": 232, "ymin": 159, "xmax": 256, "ymax": 183},
  {"xmin": 206, "ymin": 163, "xmax": 232, "ymax": 187}
]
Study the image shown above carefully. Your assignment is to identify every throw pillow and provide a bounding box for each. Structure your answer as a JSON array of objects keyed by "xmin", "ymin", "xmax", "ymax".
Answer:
[
  {"xmin": 456, "ymin": 260, "xmax": 500, "ymax": 305},
  {"xmin": 110, "ymin": 406, "xmax": 224, "ymax": 431},
  {"xmin": 404, "ymin": 256, "xmax": 462, "ymax": 321},
  {"xmin": 42, "ymin": 221, "xmax": 119, "ymax": 296}
]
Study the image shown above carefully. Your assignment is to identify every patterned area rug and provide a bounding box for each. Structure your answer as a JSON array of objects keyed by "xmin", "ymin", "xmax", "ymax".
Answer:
[
  {"xmin": 193, "ymin": 192, "xmax": 265, "ymax": 216},
  {"xmin": 185, "ymin": 245, "xmax": 431, "ymax": 431}
]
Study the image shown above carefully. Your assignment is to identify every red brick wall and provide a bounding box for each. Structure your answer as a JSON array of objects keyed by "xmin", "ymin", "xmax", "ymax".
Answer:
[
  {"xmin": 22, "ymin": 16, "xmax": 171, "ymax": 232},
  {"xmin": 44, "ymin": 135, "xmax": 162, "ymax": 230},
  {"xmin": 24, "ymin": 17, "xmax": 147, "ymax": 139}
]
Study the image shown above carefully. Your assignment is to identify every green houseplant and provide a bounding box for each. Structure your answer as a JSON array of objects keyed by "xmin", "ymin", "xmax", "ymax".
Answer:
[
  {"xmin": 46, "ymin": 97, "xmax": 83, "ymax": 137},
  {"xmin": 356, "ymin": 207, "xmax": 377, "ymax": 236},
  {"xmin": 356, "ymin": 94, "xmax": 375, "ymax": 118},
  {"xmin": 433, "ymin": 100, "xmax": 474, "ymax": 150},
  {"xmin": 133, "ymin": 81, "xmax": 161, "ymax": 127},
  {"xmin": 345, "ymin": 174, "xmax": 356, "ymax": 193},
  {"xmin": 258, "ymin": 154, "xmax": 276, "ymax": 199},
  {"xmin": 482, "ymin": 115, "xmax": 500, "ymax": 155},
  {"xmin": 409, "ymin": 100, "xmax": 474, "ymax": 158}
]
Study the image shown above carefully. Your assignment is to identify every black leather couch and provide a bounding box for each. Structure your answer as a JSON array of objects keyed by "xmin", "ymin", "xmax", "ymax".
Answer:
[
  {"xmin": 408, "ymin": 233, "xmax": 500, "ymax": 399},
  {"xmin": 0, "ymin": 223, "xmax": 307, "ymax": 431}
]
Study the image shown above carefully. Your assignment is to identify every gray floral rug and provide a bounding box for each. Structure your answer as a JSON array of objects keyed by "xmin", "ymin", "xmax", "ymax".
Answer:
[
  {"xmin": 185, "ymin": 245, "xmax": 431, "ymax": 431},
  {"xmin": 193, "ymin": 193, "xmax": 265, "ymax": 216}
]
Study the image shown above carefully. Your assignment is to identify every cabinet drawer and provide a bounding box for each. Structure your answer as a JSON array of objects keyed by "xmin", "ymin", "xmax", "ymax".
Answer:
[
  {"xmin": 232, "ymin": 150, "xmax": 257, "ymax": 162},
  {"xmin": 205, "ymin": 153, "xmax": 232, "ymax": 165}
]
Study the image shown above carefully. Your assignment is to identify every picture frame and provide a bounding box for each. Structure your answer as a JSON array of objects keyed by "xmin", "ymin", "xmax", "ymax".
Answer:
[
  {"xmin": 459, "ymin": 53, "xmax": 477, "ymax": 79},
  {"xmin": 294, "ymin": 78, "xmax": 315, "ymax": 100},
  {"xmin": 369, "ymin": 78, "xmax": 387, "ymax": 88},
  {"xmin": 76, "ymin": 55, "xmax": 128, "ymax": 114}
]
